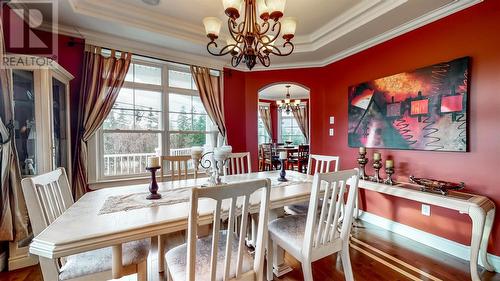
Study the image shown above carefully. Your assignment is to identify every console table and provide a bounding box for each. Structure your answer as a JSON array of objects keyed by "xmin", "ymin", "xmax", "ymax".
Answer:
[{"xmin": 358, "ymin": 180, "xmax": 496, "ymax": 281}]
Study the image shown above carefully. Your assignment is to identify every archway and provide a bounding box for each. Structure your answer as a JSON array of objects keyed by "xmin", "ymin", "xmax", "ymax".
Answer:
[{"xmin": 257, "ymin": 82, "xmax": 310, "ymax": 171}]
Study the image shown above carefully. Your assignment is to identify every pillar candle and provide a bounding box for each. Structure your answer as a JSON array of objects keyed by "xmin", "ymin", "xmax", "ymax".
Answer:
[
  {"xmin": 359, "ymin": 147, "xmax": 366, "ymax": 154},
  {"xmin": 385, "ymin": 159, "xmax": 394, "ymax": 168},
  {"xmin": 373, "ymin": 152, "xmax": 381, "ymax": 161},
  {"xmin": 190, "ymin": 146, "xmax": 204, "ymax": 159},
  {"xmin": 279, "ymin": 151, "xmax": 288, "ymax": 160},
  {"xmin": 148, "ymin": 156, "xmax": 160, "ymax": 168}
]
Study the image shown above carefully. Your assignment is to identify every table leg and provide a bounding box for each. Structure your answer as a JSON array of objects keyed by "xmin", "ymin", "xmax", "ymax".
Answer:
[
  {"xmin": 469, "ymin": 206, "xmax": 486, "ymax": 281},
  {"xmin": 158, "ymin": 235, "xmax": 165, "ymax": 272},
  {"xmin": 112, "ymin": 244, "xmax": 123, "ymax": 279},
  {"xmin": 480, "ymin": 208, "xmax": 495, "ymax": 272},
  {"xmin": 270, "ymin": 208, "xmax": 293, "ymax": 277}
]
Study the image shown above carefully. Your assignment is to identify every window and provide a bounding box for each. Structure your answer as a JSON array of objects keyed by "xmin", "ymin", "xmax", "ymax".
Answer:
[
  {"xmin": 258, "ymin": 104, "xmax": 271, "ymax": 144},
  {"xmin": 279, "ymin": 109, "xmax": 306, "ymax": 145},
  {"xmin": 99, "ymin": 57, "xmax": 217, "ymax": 179}
]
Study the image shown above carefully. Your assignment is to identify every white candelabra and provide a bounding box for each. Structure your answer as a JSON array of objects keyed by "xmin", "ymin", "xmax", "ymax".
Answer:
[{"xmin": 191, "ymin": 145, "xmax": 232, "ymax": 186}]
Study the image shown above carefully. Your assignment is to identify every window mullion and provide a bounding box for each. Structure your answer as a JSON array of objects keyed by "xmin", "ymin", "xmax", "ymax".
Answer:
[{"xmin": 163, "ymin": 64, "xmax": 169, "ymax": 157}]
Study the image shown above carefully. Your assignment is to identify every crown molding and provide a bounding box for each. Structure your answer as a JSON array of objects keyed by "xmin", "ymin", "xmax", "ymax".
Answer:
[
  {"xmin": 245, "ymin": 0, "xmax": 483, "ymax": 71},
  {"xmin": 32, "ymin": 0, "xmax": 482, "ymax": 72},
  {"xmin": 294, "ymin": 0, "xmax": 408, "ymax": 52},
  {"xmin": 68, "ymin": 0, "xmax": 207, "ymax": 45},
  {"xmin": 39, "ymin": 23, "xmax": 226, "ymax": 70}
]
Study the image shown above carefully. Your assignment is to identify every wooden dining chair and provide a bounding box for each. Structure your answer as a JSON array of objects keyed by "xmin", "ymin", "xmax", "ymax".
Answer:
[
  {"xmin": 224, "ymin": 152, "xmax": 252, "ymax": 175},
  {"xmin": 267, "ymin": 169, "xmax": 359, "ymax": 281},
  {"xmin": 161, "ymin": 155, "xmax": 197, "ymax": 180},
  {"xmin": 287, "ymin": 145, "xmax": 310, "ymax": 173},
  {"xmin": 165, "ymin": 178, "xmax": 271, "ymax": 281},
  {"xmin": 21, "ymin": 168, "xmax": 150, "ymax": 281}
]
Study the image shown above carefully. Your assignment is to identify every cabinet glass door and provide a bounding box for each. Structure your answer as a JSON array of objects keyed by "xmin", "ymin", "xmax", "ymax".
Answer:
[
  {"xmin": 51, "ymin": 77, "xmax": 69, "ymax": 172},
  {"xmin": 12, "ymin": 70, "xmax": 37, "ymax": 176}
]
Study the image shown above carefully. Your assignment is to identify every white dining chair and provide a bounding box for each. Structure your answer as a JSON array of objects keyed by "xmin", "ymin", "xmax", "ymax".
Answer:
[
  {"xmin": 286, "ymin": 154, "xmax": 340, "ymax": 215},
  {"xmin": 165, "ymin": 178, "xmax": 271, "ymax": 281},
  {"xmin": 161, "ymin": 155, "xmax": 197, "ymax": 180},
  {"xmin": 21, "ymin": 168, "xmax": 150, "ymax": 281},
  {"xmin": 224, "ymin": 152, "xmax": 252, "ymax": 175},
  {"xmin": 267, "ymin": 169, "xmax": 359, "ymax": 281},
  {"xmin": 307, "ymin": 154, "xmax": 340, "ymax": 174}
]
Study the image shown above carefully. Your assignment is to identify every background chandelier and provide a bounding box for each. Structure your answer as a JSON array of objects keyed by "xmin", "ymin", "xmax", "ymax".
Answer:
[
  {"xmin": 277, "ymin": 85, "xmax": 300, "ymax": 113},
  {"xmin": 203, "ymin": 0, "xmax": 297, "ymax": 70}
]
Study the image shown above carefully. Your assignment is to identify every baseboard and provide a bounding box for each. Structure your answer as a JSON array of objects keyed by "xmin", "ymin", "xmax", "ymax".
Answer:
[
  {"xmin": 358, "ymin": 210, "xmax": 500, "ymax": 273},
  {"xmin": 8, "ymin": 242, "xmax": 38, "ymax": 271}
]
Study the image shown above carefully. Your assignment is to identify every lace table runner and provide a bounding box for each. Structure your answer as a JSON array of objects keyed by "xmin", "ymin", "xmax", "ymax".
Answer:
[{"xmin": 98, "ymin": 178, "xmax": 310, "ymax": 215}]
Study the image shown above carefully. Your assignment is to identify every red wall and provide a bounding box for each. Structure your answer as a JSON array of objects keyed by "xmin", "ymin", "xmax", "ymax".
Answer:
[{"xmin": 224, "ymin": 0, "xmax": 500, "ymax": 255}]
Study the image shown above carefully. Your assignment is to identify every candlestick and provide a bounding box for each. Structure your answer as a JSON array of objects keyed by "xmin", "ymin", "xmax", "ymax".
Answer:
[
  {"xmin": 278, "ymin": 159, "xmax": 288, "ymax": 182},
  {"xmin": 384, "ymin": 166, "xmax": 395, "ymax": 185},
  {"xmin": 371, "ymin": 158, "xmax": 383, "ymax": 183},
  {"xmin": 146, "ymin": 166, "xmax": 161, "ymax": 200},
  {"xmin": 357, "ymin": 150, "xmax": 369, "ymax": 180}
]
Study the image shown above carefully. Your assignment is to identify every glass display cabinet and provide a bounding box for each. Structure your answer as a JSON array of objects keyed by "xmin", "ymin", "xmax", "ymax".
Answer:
[{"xmin": 8, "ymin": 55, "xmax": 74, "ymax": 270}]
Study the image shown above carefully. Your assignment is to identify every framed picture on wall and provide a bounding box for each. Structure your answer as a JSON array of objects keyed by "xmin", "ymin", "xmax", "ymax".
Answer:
[{"xmin": 348, "ymin": 57, "xmax": 469, "ymax": 152}]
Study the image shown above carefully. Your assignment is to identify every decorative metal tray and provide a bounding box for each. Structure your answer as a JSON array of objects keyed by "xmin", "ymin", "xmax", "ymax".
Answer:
[{"xmin": 409, "ymin": 176, "xmax": 465, "ymax": 195}]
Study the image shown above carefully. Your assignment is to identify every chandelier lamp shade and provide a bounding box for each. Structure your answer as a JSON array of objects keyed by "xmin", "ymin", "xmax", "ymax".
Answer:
[
  {"xmin": 277, "ymin": 85, "xmax": 300, "ymax": 113},
  {"xmin": 203, "ymin": 0, "xmax": 297, "ymax": 70}
]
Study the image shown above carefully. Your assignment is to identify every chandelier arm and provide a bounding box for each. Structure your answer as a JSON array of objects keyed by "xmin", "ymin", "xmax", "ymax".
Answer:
[
  {"xmin": 257, "ymin": 52, "xmax": 271, "ymax": 68},
  {"xmin": 266, "ymin": 41, "xmax": 295, "ymax": 57},
  {"xmin": 207, "ymin": 41, "xmax": 243, "ymax": 57},
  {"xmin": 227, "ymin": 18, "xmax": 244, "ymax": 44},
  {"xmin": 257, "ymin": 21, "xmax": 270, "ymax": 36},
  {"xmin": 231, "ymin": 52, "xmax": 244, "ymax": 67}
]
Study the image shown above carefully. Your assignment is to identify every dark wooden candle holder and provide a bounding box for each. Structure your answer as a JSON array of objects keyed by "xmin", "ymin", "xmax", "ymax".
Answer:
[
  {"xmin": 146, "ymin": 166, "xmax": 162, "ymax": 200},
  {"xmin": 278, "ymin": 159, "xmax": 288, "ymax": 182}
]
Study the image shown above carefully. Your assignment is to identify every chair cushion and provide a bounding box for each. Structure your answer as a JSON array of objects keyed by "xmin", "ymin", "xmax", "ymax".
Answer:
[
  {"xmin": 285, "ymin": 203, "xmax": 310, "ymax": 215},
  {"xmin": 165, "ymin": 231, "xmax": 253, "ymax": 281},
  {"xmin": 59, "ymin": 239, "xmax": 150, "ymax": 280},
  {"xmin": 268, "ymin": 215, "xmax": 307, "ymax": 256}
]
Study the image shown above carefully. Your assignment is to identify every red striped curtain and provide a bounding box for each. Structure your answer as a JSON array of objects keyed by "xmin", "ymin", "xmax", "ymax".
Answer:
[{"xmin": 72, "ymin": 46, "xmax": 131, "ymax": 199}]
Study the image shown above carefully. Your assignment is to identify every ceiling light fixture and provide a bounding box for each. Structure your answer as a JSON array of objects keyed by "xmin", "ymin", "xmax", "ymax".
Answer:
[
  {"xmin": 277, "ymin": 85, "xmax": 300, "ymax": 113},
  {"xmin": 203, "ymin": 0, "xmax": 297, "ymax": 70}
]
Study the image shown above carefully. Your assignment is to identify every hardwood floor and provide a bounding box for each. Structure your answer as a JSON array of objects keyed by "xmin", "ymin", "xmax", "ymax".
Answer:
[{"xmin": 1, "ymin": 220, "xmax": 498, "ymax": 281}]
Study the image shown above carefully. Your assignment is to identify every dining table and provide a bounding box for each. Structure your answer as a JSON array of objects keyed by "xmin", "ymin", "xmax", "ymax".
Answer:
[
  {"xmin": 28, "ymin": 169, "xmax": 494, "ymax": 281},
  {"xmin": 29, "ymin": 170, "xmax": 313, "ymax": 279}
]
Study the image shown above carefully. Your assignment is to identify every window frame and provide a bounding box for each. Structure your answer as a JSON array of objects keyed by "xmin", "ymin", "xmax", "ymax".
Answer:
[
  {"xmin": 278, "ymin": 103, "xmax": 307, "ymax": 145},
  {"xmin": 95, "ymin": 57, "xmax": 216, "ymax": 182}
]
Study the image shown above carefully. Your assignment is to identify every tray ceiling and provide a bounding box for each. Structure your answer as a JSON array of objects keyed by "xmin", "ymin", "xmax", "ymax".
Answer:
[{"xmin": 27, "ymin": 0, "xmax": 481, "ymax": 70}]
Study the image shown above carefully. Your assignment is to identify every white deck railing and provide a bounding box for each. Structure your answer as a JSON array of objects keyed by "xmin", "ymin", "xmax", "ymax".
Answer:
[{"xmin": 103, "ymin": 148, "xmax": 192, "ymax": 176}]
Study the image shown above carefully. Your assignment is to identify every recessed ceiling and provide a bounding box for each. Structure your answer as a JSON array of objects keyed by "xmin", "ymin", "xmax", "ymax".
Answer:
[
  {"xmin": 26, "ymin": 0, "xmax": 481, "ymax": 70},
  {"xmin": 259, "ymin": 84, "xmax": 310, "ymax": 101}
]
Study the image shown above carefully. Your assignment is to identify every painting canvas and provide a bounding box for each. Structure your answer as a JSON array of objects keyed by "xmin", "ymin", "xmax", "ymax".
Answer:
[{"xmin": 348, "ymin": 57, "xmax": 469, "ymax": 152}]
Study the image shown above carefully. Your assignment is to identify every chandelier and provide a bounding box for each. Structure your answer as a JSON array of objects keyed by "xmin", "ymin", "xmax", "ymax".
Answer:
[
  {"xmin": 277, "ymin": 85, "xmax": 300, "ymax": 113},
  {"xmin": 202, "ymin": 0, "xmax": 297, "ymax": 70}
]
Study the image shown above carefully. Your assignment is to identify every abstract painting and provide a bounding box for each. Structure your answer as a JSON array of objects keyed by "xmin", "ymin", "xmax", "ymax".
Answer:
[{"xmin": 348, "ymin": 57, "xmax": 469, "ymax": 152}]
